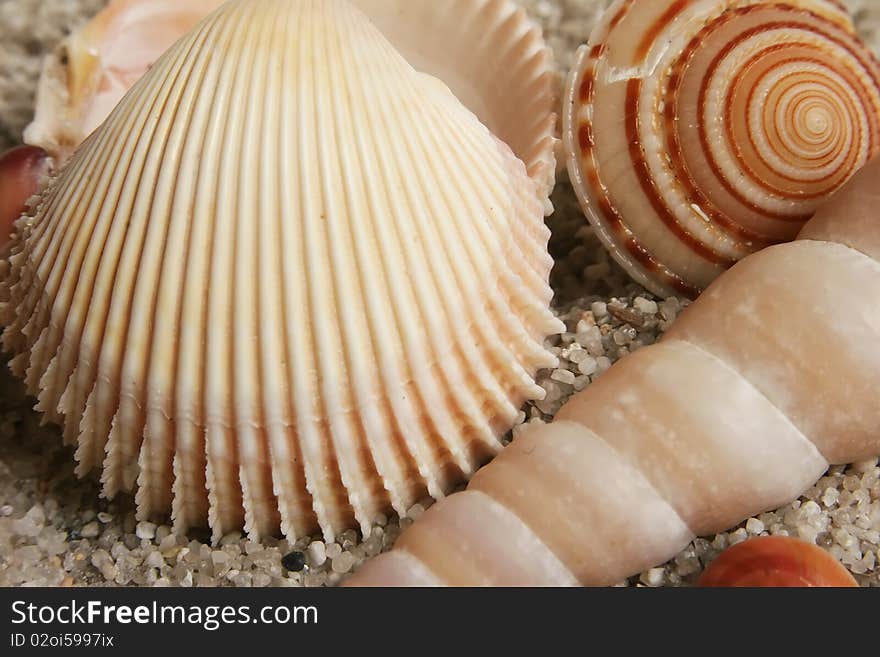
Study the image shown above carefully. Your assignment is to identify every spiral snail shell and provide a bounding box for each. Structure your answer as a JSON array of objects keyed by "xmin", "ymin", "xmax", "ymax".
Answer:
[{"xmin": 564, "ymin": 0, "xmax": 880, "ymax": 298}]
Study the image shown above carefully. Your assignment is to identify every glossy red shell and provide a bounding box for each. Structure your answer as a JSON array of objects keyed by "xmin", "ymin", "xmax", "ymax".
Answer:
[
  {"xmin": 0, "ymin": 146, "xmax": 49, "ymax": 246},
  {"xmin": 698, "ymin": 536, "xmax": 858, "ymax": 587}
]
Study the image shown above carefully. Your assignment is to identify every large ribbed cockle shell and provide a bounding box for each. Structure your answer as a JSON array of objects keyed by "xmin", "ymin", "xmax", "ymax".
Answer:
[
  {"xmin": 0, "ymin": 0, "xmax": 564, "ymax": 541},
  {"xmin": 564, "ymin": 0, "xmax": 880, "ymax": 298}
]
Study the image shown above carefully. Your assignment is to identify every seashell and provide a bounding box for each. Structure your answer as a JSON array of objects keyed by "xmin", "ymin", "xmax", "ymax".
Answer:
[
  {"xmin": 26, "ymin": 0, "xmax": 559, "ymax": 209},
  {"xmin": 563, "ymin": 0, "xmax": 880, "ymax": 298},
  {"xmin": 0, "ymin": 147, "xmax": 49, "ymax": 248},
  {"xmin": 0, "ymin": 0, "xmax": 564, "ymax": 541},
  {"xmin": 346, "ymin": 157, "xmax": 880, "ymax": 588},
  {"xmin": 698, "ymin": 536, "xmax": 858, "ymax": 587},
  {"xmin": 24, "ymin": 0, "xmax": 228, "ymax": 165}
]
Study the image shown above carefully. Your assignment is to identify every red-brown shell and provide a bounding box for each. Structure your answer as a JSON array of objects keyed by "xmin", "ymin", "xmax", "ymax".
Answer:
[{"xmin": 698, "ymin": 536, "xmax": 858, "ymax": 587}]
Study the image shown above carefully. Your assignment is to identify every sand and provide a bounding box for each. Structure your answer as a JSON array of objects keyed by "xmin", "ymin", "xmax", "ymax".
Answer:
[{"xmin": 0, "ymin": 0, "xmax": 877, "ymax": 587}]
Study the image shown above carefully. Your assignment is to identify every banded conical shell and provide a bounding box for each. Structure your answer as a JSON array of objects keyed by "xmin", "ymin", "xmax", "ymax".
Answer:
[
  {"xmin": 564, "ymin": 0, "xmax": 880, "ymax": 298},
  {"xmin": 1, "ymin": 0, "xmax": 564, "ymax": 542},
  {"xmin": 26, "ymin": 0, "xmax": 559, "ymax": 211}
]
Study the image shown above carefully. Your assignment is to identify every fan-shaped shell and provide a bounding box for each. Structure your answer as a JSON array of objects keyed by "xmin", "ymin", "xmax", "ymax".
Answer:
[
  {"xmin": 1, "ymin": 0, "xmax": 564, "ymax": 541},
  {"xmin": 24, "ymin": 0, "xmax": 228, "ymax": 164},
  {"xmin": 26, "ymin": 0, "xmax": 559, "ymax": 211},
  {"xmin": 564, "ymin": 0, "xmax": 880, "ymax": 298}
]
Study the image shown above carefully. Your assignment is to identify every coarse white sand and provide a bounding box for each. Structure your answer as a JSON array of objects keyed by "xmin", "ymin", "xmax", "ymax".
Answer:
[{"xmin": 0, "ymin": 0, "xmax": 877, "ymax": 587}]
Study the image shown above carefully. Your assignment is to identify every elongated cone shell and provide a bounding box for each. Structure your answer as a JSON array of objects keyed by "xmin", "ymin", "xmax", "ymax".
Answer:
[
  {"xmin": 346, "ymin": 159, "xmax": 880, "ymax": 588},
  {"xmin": 564, "ymin": 0, "xmax": 880, "ymax": 298},
  {"xmin": 0, "ymin": 0, "xmax": 564, "ymax": 541},
  {"xmin": 26, "ymin": 0, "xmax": 559, "ymax": 212}
]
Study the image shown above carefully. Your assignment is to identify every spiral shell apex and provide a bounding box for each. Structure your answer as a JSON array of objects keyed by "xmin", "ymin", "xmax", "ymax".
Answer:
[
  {"xmin": 564, "ymin": 0, "xmax": 880, "ymax": 298},
  {"xmin": 0, "ymin": 0, "xmax": 563, "ymax": 541}
]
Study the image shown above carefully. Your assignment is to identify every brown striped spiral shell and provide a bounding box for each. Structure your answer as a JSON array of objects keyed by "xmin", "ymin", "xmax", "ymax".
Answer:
[{"xmin": 564, "ymin": 0, "xmax": 880, "ymax": 298}]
